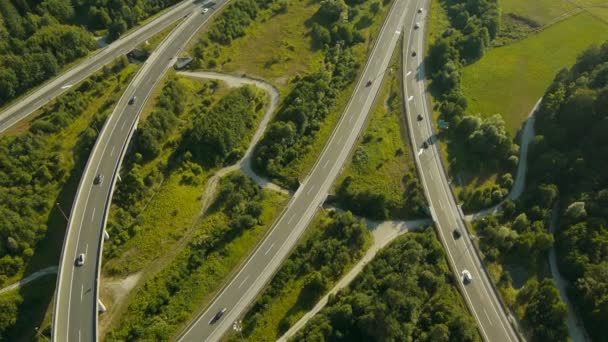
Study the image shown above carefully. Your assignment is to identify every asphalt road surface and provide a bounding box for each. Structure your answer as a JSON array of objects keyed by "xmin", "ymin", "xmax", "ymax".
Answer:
[
  {"xmin": 177, "ymin": 1, "xmax": 410, "ymax": 340},
  {"xmin": 52, "ymin": 2, "xmax": 230, "ymax": 341},
  {"xmin": 402, "ymin": 1, "xmax": 519, "ymax": 341},
  {"xmin": 0, "ymin": 0, "xmax": 207, "ymax": 133}
]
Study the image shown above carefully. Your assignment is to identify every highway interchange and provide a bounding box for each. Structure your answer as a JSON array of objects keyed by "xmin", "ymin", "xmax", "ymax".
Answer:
[
  {"xmin": 178, "ymin": 0, "xmax": 410, "ymax": 340},
  {"xmin": 0, "ymin": 0, "xmax": 521, "ymax": 340}
]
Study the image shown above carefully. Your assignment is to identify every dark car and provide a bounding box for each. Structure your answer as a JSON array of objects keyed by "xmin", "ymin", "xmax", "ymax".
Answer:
[
  {"xmin": 453, "ymin": 228, "xmax": 462, "ymax": 239},
  {"xmin": 209, "ymin": 308, "xmax": 227, "ymax": 324},
  {"xmin": 94, "ymin": 174, "xmax": 104, "ymax": 185},
  {"xmin": 366, "ymin": 80, "xmax": 372, "ymax": 87},
  {"xmin": 129, "ymin": 96, "xmax": 137, "ymax": 105},
  {"xmin": 417, "ymin": 114, "xmax": 423, "ymax": 121},
  {"xmin": 412, "ymin": 51, "xmax": 417, "ymax": 57},
  {"xmin": 422, "ymin": 141, "xmax": 429, "ymax": 149}
]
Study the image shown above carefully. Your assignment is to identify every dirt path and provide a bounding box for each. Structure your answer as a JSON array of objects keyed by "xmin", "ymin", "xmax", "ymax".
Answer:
[
  {"xmin": 98, "ymin": 72, "xmax": 288, "ymax": 335},
  {"xmin": 278, "ymin": 218, "xmax": 432, "ymax": 341},
  {"xmin": 548, "ymin": 205, "xmax": 591, "ymax": 342},
  {"xmin": 178, "ymin": 71, "xmax": 288, "ymax": 195},
  {"xmin": 464, "ymin": 98, "xmax": 540, "ymax": 221},
  {"xmin": 0, "ymin": 266, "xmax": 57, "ymax": 295}
]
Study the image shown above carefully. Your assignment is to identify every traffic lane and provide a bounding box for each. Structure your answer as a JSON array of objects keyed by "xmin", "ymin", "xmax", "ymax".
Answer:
[
  {"xmin": 0, "ymin": 2, "xmax": 198, "ymax": 132},
  {"xmin": 68, "ymin": 181, "xmax": 110, "ymax": 341},
  {"xmin": 405, "ymin": 49, "xmax": 516, "ymax": 342},
  {"xmin": 409, "ymin": 87, "xmax": 514, "ymax": 341},
  {"xmin": 180, "ymin": 0, "xmax": 409, "ymax": 338},
  {"xmin": 425, "ymin": 167, "xmax": 501, "ymax": 341},
  {"xmin": 57, "ymin": 2, "xmax": 228, "ymax": 340},
  {"xmin": 401, "ymin": 11, "xmax": 516, "ymax": 340}
]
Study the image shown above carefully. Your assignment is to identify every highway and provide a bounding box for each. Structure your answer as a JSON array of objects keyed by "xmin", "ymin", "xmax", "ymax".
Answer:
[
  {"xmin": 0, "ymin": 0, "xmax": 205, "ymax": 133},
  {"xmin": 177, "ymin": 0, "xmax": 411, "ymax": 340},
  {"xmin": 51, "ymin": 1, "xmax": 230, "ymax": 341},
  {"xmin": 402, "ymin": 1, "xmax": 520, "ymax": 341}
]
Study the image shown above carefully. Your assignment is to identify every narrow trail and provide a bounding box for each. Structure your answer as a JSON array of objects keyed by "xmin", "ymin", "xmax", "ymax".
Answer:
[
  {"xmin": 0, "ymin": 266, "xmax": 57, "ymax": 295},
  {"xmin": 548, "ymin": 204, "xmax": 591, "ymax": 342},
  {"xmin": 464, "ymin": 98, "xmax": 541, "ymax": 221},
  {"xmin": 461, "ymin": 98, "xmax": 590, "ymax": 342},
  {"xmin": 100, "ymin": 71, "xmax": 288, "ymax": 334},
  {"xmin": 278, "ymin": 218, "xmax": 431, "ymax": 341}
]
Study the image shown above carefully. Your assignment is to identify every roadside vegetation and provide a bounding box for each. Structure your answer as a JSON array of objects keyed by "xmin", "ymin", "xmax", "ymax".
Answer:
[
  {"xmin": 471, "ymin": 43, "xmax": 608, "ymax": 341},
  {"xmin": 0, "ymin": 56, "xmax": 137, "ymax": 340},
  {"xmin": 0, "ymin": 0, "xmax": 182, "ymax": 108},
  {"xmin": 426, "ymin": 0, "xmax": 608, "ymax": 212},
  {"xmin": 189, "ymin": 0, "xmax": 392, "ymax": 189},
  {"xmin": 533, "ymin": 44, "xmax": 607, "ymax": 341},
  {"xmin": 426, "ymin": 0, "xmax": 518, "ymax": 213},
  {"xmin": 103, "ymin": 77, "xmax": 266, "ymax": 274},
  {"xmin": 225, "ymin": 210, "xmax": 370, "ymax": 341},
  {"xmin": 0, "ymin": 274, "xmax": 56, "ymax": 341},
  {"xmin": 461, "ymin": 2, "xmax": 608, "ymax": 133},
  {"xmin": 332, "ymin": 53, "xmax": 425, "ymax": 220},
  {"xmin": 295, "ymin": 230, "xmax": 480, "ymax": 341},
  {"xmin": 100, "ymin": 74, "xmax": 289, "ymax": 339},
  {"xmin": 105, "ymin": 173, "xmax": 287, "ymax": 341}
]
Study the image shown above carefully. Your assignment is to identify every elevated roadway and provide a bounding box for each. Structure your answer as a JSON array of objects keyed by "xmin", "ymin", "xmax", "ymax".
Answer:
[
  {"xmin": 52, "ymin": 1, "xmax": 230, "ymax": 340},
  {"xmin": 0, "ymin": 0, "xmax": 209, "ymax": 133}
]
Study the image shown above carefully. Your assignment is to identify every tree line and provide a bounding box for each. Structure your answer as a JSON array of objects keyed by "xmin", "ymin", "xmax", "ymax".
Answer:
[
  {"xmin": 0, "ymin": 59, "xmax": 130, "ymax": 286},
  {"xmin": 184, "ymin": 85, "xmax": 266, "ymax": 167},
  {"xmin": 529, "ymin": 42, "xmax": 608, "ymax": 342},
  {"xmin": 0, "ymin": 0, "xmax": 180, "ymax": 107},
  {"xmin": 241, "ymin": 210, "xmax": 370, "ymax": 338},
  {"xmin": 0, "ymin": 59, "xmax": 133, "ymax": 339},
  {"xmin": 252, "ymin": 0, "xmax": 386, "ymax": 189},
  {"xmin": 295, "ymin": 229, "xmax": 480, "ymax": 341},
  {"xmin": 427, "ymin": 0, "xmax": 519, "ymax": 211}
]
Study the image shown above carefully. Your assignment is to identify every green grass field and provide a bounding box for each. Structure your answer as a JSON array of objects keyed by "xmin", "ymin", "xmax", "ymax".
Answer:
[
  {"xmin": 461, "ymin": 12, "xmax": 608, "ymax": 134},
  {"xmin": 333, "ymin": 51, "xmax": 424, "ymax": 220},
  {"xmin": 215, "ymin": 1, "xmax": 325, "ymax": 87},
  {"xmin": 502, "ymin": 0, "xmax": 608, "ymax": 26}
]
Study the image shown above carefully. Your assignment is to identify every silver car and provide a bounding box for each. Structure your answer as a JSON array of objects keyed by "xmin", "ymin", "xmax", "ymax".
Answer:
[{"xmin": 76, "ymin": 253, "xmax": 86, "ymax": 266}]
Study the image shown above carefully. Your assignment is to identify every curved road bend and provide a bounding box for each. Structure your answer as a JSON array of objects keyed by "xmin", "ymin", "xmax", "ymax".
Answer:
[
  {"xmin": 52, "ymin": 2, "xmax": 231, "ymax": 341},
  {"xmin": 177, "ymin": 0, "xmax": 411, "ymax": 340},
  {"xmin": 0, "ymin": 0, "xmax": 206, "ymax": 133},
  {"xmin": 403, "ymin": 1, "xmax": 519, "ymax": 341}
]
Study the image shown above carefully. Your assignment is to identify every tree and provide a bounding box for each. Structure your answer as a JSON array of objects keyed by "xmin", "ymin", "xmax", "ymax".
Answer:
[{"xmin": 523, "ymin": 279, "xmax": 569, "ymax": 342}]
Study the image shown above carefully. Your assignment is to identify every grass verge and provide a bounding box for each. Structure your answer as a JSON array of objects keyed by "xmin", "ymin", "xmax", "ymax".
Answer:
[{"xmin": 332, "ymin": 50, "xmax": 425, "ymax": 220}]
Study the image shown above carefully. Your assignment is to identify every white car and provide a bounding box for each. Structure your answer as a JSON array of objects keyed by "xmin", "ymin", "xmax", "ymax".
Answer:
[
  {"xmin": 462, "ymin": 270, "xmax": 472, "ymax": 284},
  {"xmin": 202, "ymin": 8, "xmax": 209, "ymax": 13},
  {"xmin": 414, "ymin": 22, "xmax": 420, "ymax": 29},
  {"xmin": 418, "ymin": 8, "xmax": 423, "ymax": 13},
  {"xmin": 76, "ymin": 253, "xmax": 86, "ymax": 266}
]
